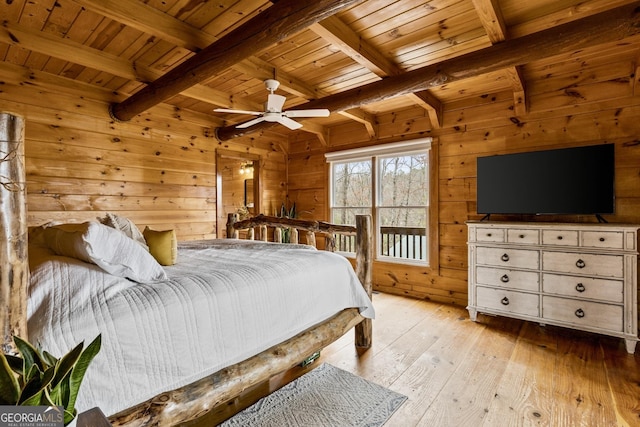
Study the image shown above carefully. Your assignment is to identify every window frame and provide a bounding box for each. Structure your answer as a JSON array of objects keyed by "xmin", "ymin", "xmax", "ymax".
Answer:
[{"xmin": 326, "ymin": 139, "xmax": 438, "ymax": 269}]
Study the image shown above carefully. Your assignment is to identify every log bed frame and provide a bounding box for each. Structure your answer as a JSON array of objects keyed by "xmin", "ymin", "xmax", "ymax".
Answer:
[
  {"xmin": 108, "ymin": 214, "xmax": 373, "ymax": 426},
  {"xmin": 0, "ymin": 113, "xmax": 373, "ymax": 426}
]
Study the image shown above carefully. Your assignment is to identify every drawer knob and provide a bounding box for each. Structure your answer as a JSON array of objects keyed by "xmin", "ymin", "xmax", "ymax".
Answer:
[
  {"xmin": 557, "ymin": 235, "xmax": 563, "ymax": 240},
  {"xmin": 519, "ymin": 234, "xmax": 525, "ymax": 239},
  {"xmin": 599, "ymin": 237, "xmax": 605, "ymax": 242},
  {"xmin": 487, "ymin": 233, "xmax": 492, "ymax": 237},
  {"xmin": 501, "ymin": 253, "xmax": 510, "ymax": 262},
  {"xmin": 575, "ymin": 283, "xmax": 586, "ymax": 293},
  {"xmin": 501, "ymin": 297, "xmax": 510, "ymax": 306},
  {"xmin": 575, "ymin": 259, "xmax": 586, "ymax": 269},
  {"xmin": 501, "ymin": 274, "xmax": 510, "ymax": 283},
  {"xmin": 575, "ymin": 308, "xmax": 585, "ymax": 318}
]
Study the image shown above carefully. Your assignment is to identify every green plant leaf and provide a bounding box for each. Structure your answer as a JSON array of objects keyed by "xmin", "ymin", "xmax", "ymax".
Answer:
[
  {"xmin": 51, "ymin": 342, "xmax": 83, "ymax": 389},
  {"xmin": 42, "ymin": 351, "xmax": 58, "ymax": 367},
  {"xmin": 40, "ymin": 388, "xmax": 55, "ymax": 407},
  {"xmin": 0, "ymin": 353, "xmax": 20, "ymax": 405},
  {"xmin": 64, "ymin": 408, "xmax": 77, "ymax": 426},
  {"xmin": 13, "ymin": 336, "xmax": 45, "ymax": 378},
  {"xmin": 50, "ymin": 374, "xmax": 70, "ymax": 408},
  {"xmin": 19, "ymin": 365, "xmax": 55, "ymax": 405},
  {"xmin": 5, "ymin": 354, "xmax": 24, "ymax": 375},
  {"xmin": 19, "ymin": 375, "xmax": 43, "ymax": 405},
  {"xmin": 66, "ymin": 335, "xmax": 101, "ymax": 413}
]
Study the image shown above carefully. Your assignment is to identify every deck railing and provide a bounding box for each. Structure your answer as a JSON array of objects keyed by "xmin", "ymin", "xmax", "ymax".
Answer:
[
  {"xmin": 380, "ymin": 226, "xmax": 427, "ymax": 260},
  {"xmin": 335, "ymin": 225, "xmax": 427, "ymax": 261}
]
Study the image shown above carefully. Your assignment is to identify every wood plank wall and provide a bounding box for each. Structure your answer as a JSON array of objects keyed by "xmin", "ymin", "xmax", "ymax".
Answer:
[
  {"xmin": 3, "ymin": 53, "xmax": 640, "ymax": 307},
  {"xmin": 288, "ymin": 69, "xmax": 640, "ymax": 307},
  {"xmin": 0, "ymin": 61, "xmax": 287, "ymax": 241}
]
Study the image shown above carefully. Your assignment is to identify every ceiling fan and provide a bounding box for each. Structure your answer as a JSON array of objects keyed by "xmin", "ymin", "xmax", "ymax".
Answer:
[{"xmin": 214, "ymin": 79, "xmax": 330, "ymax": 130}]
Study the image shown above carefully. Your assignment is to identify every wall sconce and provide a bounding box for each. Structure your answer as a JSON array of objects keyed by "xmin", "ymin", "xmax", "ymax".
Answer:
[{"xmin": 239, "ymin": 161, "xmax": 254, "ymax": 176}]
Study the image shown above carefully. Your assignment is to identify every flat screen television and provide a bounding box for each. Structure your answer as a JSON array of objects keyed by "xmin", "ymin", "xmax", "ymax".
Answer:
[{"xmin": 476, "ymin": 143, "xmax": 615, "ymax": 216}]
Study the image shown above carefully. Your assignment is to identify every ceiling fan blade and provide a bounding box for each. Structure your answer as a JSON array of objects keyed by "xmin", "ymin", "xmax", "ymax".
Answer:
[
  {"xmin": 284, "ymin": 109, "xmax": 330, "ymax": 118},
  {"xmin": 236, "ymin": 116, "xmax": 266, "ymax": 128},
  {"xmin": 266, "ymin": 94, "xmax": 286, "ymax": 112},
  {"xmin": 277, "ymin": 116, "xmax": 303, "ymax": 130},
  {"xmin": 214, "ymin": 108, "xmax": 262, "ymax": 115}
]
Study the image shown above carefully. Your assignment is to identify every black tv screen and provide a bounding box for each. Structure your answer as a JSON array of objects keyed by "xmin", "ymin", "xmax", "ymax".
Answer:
[{"xmin": 477, "ymin": 144, "xmax": 615, "ymax": 215}]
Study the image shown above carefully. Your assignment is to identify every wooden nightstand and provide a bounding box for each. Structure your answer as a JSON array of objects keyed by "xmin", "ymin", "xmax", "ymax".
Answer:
[{"xmin": 77, "ymin": 407, "xmax": 111, "ymax": 426}]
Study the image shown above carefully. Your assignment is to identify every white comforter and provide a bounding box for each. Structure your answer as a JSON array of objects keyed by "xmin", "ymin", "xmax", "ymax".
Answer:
[{"xmin": 27, "ymin": 239, "xmax": 374, "ymax": 416}]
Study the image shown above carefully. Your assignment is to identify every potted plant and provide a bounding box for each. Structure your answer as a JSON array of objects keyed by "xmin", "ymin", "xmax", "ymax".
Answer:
[{"xmin": 0, "ymin": 334, "xmax": 101, "ymax": 426}]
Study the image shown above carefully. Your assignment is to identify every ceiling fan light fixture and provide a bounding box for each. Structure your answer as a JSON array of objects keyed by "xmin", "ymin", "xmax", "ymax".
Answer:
[{"xmin": 214, "ymin": 79, "xmax": 330, "ymax": 131}]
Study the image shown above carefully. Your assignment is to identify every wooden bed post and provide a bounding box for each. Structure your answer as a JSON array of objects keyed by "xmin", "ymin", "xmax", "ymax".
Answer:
[
  {"xmin": 354, "ymin": 214, "xmax": 372, "ymax": 349},
  {"xmin": 0, "ymin": 113, "xmax": 28, "ymax": 354},
  {"xmin": 226, "ymin": 213, "xmax": 239, "ymax": 239}
]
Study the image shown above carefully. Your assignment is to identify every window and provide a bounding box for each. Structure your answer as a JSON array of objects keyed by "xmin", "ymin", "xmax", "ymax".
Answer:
[{"xmin": 327, "ymin": 139, "xmax": 431, "ymax": 264}]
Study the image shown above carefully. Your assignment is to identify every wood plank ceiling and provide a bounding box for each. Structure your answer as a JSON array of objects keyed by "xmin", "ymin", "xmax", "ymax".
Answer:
[{"xmin": 1, "ymin": 0, "xmax": 639, "ymax": 145}]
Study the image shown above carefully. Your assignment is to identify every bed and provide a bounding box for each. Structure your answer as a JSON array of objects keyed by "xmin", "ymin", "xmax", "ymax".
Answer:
[{"xmin": 24, "ymin": 213, "xmax": 374, "ymax": 426}]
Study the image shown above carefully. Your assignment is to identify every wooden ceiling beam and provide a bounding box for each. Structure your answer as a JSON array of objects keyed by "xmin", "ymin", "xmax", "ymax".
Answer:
[
  {"xmin": 68, "ymin": 0, "xmax": 213, "ymax": 52},
  {"xmin": 0, "ymin": 20, "xmax": 262, "ymax": 112},
  {"xmin": 504, "ymin": 66, "xmax": 528, "ymax": 117},
  {"xmin": 508, "ymin": 0, "xmax": 638, "ymax": 39},
  {"xmin": 312, "ymin": 16, "xmax": 402, "ymax": 78},
  {"xmin": 339, "ymin": 109, "xmax": 377, "ymax": 138},
  {"xmin": 109, "ymin": 0, "xmax": 364, "ymax": 122},
  {"xmin": 472, "ymin": 0, "xmax": 508, "ymax": 44},
  {"xmin": 410, "ymin": 91, "xmax": 443, "ymax": 129},
  {"xmin": 472, "ymin": 0, "xmax": 528, "ymax": 116},
  {"xmin": 71, "ymin": 0, "xmax": 321, "ymax": 102},
  {"xmin": 296, "ymin": 121, "xmax": 329, "ymax": 146},
  {"xmin": 73, "ymin": 0, "xmax": 351, "ymax": 136},
  {"xmin": 311, "ymin": 14, "xmax": 442, "ymax": 131},
  {"xmin": 215, "ymin": 3, "xmax": 640, "ymax": 141}
]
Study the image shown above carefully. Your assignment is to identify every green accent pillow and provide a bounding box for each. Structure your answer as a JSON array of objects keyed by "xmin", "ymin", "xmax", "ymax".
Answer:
[{"xmin": 143, "ymin": 227, "xmax": 178, "ymax": 266}]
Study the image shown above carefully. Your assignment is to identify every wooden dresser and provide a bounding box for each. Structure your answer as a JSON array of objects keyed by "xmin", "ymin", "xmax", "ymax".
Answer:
[{"xmin": 467, "ymin": 221, "xmax": 639, "ymax": 353}]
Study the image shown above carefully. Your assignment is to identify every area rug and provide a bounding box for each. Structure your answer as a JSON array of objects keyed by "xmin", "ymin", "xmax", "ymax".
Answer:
[{"xmin": 220, "ymin": 363, "xmax": 407, "ymax": 427}]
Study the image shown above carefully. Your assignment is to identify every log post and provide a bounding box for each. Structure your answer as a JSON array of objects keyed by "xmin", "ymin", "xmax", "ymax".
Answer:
[
  {"xmin": 305, "ymin": 231, "xmax": 316, "ymax": 247},
  {"xmin": 290, "ymin": 228, "xmax": 299, "ymax": 244},
  {"xmin": 354, "ymin": 215, "xmax": 372, "ymax": 349},
  {"xmin": 325, "ymin": 235, "xmax": 336, "ymax": 252},
  {"xmin": 0, "ymin": 113, "xmax": 27, "ymax": 354},
  {"xmin": 260, "ymin": 225, "xmax": 267, "ymax": 242},
  {"xmin": 247, "ymin": 227, "xmax": 255, "ymax": 240},
  {"xmin": 226, "ymin": 213, "xmax": 239, "ymax": 239},
  {"xmin": 274, "ymin": 227, "xmax": 282, "ymax": 243}
]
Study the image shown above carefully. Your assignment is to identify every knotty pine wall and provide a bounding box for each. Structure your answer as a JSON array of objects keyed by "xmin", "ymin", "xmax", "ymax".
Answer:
[
  {"xmin": 288, "ymin": 88, "xmax": 640, "ymax": 307},
  {"xmin": 0, "ymin": 62, "xmax": 287, "ymax": 241}
]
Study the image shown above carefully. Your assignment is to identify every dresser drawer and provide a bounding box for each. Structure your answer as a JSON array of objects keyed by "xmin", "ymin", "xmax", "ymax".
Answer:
[
  {"xmin": 477, "ymin": 267, "xmax": 539, "ymax": 292},
  {"xmin": 581, "ymin": 231, "xmax": 624, "ymax": 249},
  {"xmin": 475, "ymin": 228, "xmax": 505, "ymax": 242},
  {"xmin": 542, "ymin": 296, "xmax": 623, "ymax": 332},
  {"xmin": 542, "ymin": 252, "xmax": 623, "ymax": 278},
  {"xmin": 542, "ymin": 229, "xmax": 579, "ymax": 246},
  {"xmin": 507, "ymin": 229, "xmax": 540, "ymax": 245},
  {"xmin": 477, "ymin": 247, "xmax": 539, "ymax": 269},
  {"xmin": 542, "ymin": 274, "xmax": 623, "ymax": 303},
  {"xmin": 507, "ymin": 228, "xmax": 540, "ymax": 245},
  {"xmin": 476, "ymin": 287, "xmax": 539, "ymax": 317}
]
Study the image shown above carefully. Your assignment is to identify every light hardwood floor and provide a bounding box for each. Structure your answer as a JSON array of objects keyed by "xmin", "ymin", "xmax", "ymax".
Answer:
[
  {"xmin": 321, "ymin": 292, "xmax": 640, "ymax": 427},
  {"xmin": 202, "ymin": 291, "xmax": 640, "ymax": 426}
]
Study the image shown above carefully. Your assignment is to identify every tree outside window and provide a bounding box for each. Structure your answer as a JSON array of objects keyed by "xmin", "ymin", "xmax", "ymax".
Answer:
[{"xmin": 329, "ymin": 142, "xmax": 430, "ymax": 265}]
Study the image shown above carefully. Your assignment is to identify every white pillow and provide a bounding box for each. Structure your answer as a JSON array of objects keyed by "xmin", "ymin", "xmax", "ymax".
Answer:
[
  {"xmin": 43, "ymin": 221, "xmax": 167, "ymax": 283},
  {"xmin": 98, "ymin": 213, "xmax": 149, "ymax": 251}
]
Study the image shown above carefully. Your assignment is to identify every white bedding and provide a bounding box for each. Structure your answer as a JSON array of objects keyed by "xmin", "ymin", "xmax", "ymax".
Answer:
[{"xmin": 27, "ymin": 239, "xmax": 374, "ymax": 416}]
